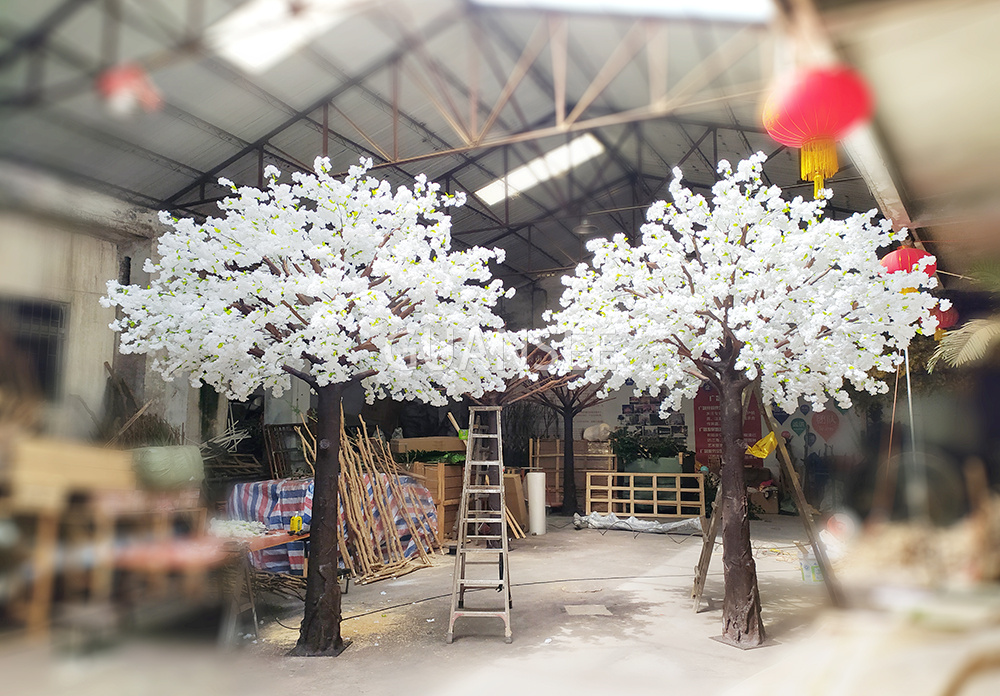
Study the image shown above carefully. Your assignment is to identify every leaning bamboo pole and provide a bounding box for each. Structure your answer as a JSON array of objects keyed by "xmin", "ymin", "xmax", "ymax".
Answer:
[{"xmin": 296, "ymin": 408, "xmax": 442, "ymax": 584}]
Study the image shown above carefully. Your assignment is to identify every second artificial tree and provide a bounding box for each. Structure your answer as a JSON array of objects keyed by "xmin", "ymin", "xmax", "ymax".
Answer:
[{"xmin": 545, "ymin": 153, "xmax": 938, "ymax": 647}]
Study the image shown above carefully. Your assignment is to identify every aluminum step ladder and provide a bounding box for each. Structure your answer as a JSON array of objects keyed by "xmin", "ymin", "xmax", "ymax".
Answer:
[{"xmin": 446, "ymin": 406, "xmax": 512, "ymax": 644}]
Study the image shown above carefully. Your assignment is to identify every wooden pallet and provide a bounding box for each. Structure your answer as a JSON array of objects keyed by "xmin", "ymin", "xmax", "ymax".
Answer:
[
  {"xmin": 409, "ymin": 461, "xmax": 463, "ymax": 542},
  {"xmin": 528, "ymin": 438, "xmax": 616, "ymax": 509},
  {"xmin": 586, "ymin": 471, "xmax": 705, "ymax": 519}
]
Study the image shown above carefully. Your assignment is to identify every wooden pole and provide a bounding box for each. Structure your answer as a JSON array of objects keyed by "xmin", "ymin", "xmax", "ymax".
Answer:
[
  {"xmin": 691, "ymin": 501, "xmax": 721, "ymax": 612},
  {"xmin": 759, "ymin": 395, "xmax": 845, "ymax": 608}
]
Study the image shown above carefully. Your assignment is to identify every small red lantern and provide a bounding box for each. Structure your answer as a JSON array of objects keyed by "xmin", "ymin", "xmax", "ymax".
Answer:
[
  {"xmin": 932, "ymin": 305, "xmax": 959, "ymax": 330},
  {"xmin": 929, "ymin": 304, "xmax": 958, "ymax": 341},
  {"xmin": 95, "ymin": 64, "xmax": 162, "ymax": 117},
  {"xmin": 762, "ymin": 66, "xmax": 872, "ymax": 197},
  {"xmin": 879, "ymin": 246, "xmax": 937, "ymax": 278}
]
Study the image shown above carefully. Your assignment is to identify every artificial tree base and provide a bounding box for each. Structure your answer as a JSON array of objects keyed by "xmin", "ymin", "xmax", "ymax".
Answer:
[
  {"xmin": 710, "ymin": 634, "xmax": 774, "ymax": 651},
  {"xmin": 288, "ymin": 638, "xmax": 352, "ymax": 657}
]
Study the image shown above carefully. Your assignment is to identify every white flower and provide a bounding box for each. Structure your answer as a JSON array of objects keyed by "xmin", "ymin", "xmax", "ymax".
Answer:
[
  {"xmin": 104, "ymin": 159, "xmax": 528, "ymax": 402},
  {"xmin": 544, "ymin": 152, "xmax": 937, "ymax": 414}
]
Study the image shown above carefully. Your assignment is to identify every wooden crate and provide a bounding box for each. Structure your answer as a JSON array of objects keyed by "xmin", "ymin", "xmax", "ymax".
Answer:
[
  {"xmin": 389, "ymin": 437, "xmax": 466, "ymax": 455},
  {"xmin": 503, "ymin": 472, "xmax": 528, "ymax": 528},
  {"xmin": 2, "ymin": 436, "xmax": 136, "ymax": 513},
  {"xmin": 409, "ymin": 461, "xmax": 463, "ymax": 541},
  {"xmin": 529, "ymin": 439, "xmax": 616, "ymax": 509},
  {"xmin": 586, "ymin": 472, "xmax": 705, "ymax": 519},
  {"xmin": 0, "ymin": 436, "xmax": 208, "ymax": 635}
]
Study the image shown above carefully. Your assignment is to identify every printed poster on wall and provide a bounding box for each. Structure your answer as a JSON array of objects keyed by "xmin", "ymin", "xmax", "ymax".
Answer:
[{"xmin": 693, "ymin": 382, "xmax": 763, "ymax": 468}]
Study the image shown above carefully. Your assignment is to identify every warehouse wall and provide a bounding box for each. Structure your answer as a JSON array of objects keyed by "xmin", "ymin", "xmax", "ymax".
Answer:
[
  {"xmin": 0, "ymin": 211, "xmax": 118, "ymax": 437},
  {"xmin": 0, "ymin": 163, "xmax": 200, "ymax": 442}
]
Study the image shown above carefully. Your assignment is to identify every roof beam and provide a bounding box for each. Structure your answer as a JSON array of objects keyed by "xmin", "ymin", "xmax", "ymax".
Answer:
[
  {"xmin": 0, "ymin": 0, "xmax": 92, "ymax": 69},
  {"xmin": 164, "ymin": 8, "xmax": 464, "ymax": 205}
]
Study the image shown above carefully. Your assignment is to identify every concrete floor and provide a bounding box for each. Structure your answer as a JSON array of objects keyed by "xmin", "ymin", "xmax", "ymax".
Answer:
[{"xmin": 11, "ymin": 514, "xmax": 832, "ymax": 696}]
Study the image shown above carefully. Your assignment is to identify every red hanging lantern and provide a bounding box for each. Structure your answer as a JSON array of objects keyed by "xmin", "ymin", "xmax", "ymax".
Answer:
[
  {"xmin": 931, "ymin": 304, "xmax": 959, "ymax": 329},
  {"xmin": 929, "ymin": 304, "xmax": 958, "ymax": 341},
  {"xmin": 879, "ymin": 246, "xmax": 937, "ymax": 278},
  {"xmin": 95, "ymin": 64, "xmax": 163, "ymax": 117},
  {"xmin": 762, "ymin": 66, "xmax": 873, "ymax": 198}
]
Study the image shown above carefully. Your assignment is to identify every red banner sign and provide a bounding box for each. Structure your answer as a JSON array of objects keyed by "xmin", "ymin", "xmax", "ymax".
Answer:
[{"xmin": 693, "ymin": 383, "xmax": 763, "ymax": 469}]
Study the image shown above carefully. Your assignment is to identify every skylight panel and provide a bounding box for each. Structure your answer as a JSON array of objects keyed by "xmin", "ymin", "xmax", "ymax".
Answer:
[
  {"xmin": 471, "ymin": 0, "xmax": 773, "ymax": 23},
  {"xmin": 206, "ymin": 0, "xmax": 372, "ymax": 74},
  {"xmin": 475, "ymin": 133, "xmax": 605, "ymax": 206}
]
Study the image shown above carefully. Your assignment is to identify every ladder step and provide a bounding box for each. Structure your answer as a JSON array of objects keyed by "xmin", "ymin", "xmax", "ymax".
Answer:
[
  {"xmin": 459, "ymin": 580, "xmax": 506, "ymax": 588},
  {"xmin": 451, "ymin": 609, "xmax": 508, "ymax": 618},
  {"xmin": 470, "ymin": 433, "xmax": 499, "ymax": 439},
  {"xmin": 467, "ymin": 459, "xmax": 502, "ymax": 465},
  {"xmin": 462, "ymin": 516, "xmax": 503, "ymax": 524},
  {"xmin": 459, "ymin": 548, "xmax": 503, "ymax": 556},
  {"xmin": 464, "ymin": 535, "xmax": 503, "ymax": 541},
  {"xmin": 466, "ymin": 486, "xmax": 502, "ymax": 493}
]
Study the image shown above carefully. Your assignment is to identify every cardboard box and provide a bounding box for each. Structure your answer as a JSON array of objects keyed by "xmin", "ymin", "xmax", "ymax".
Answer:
[
  {"xmin": 389, "ymin": 436, "xmax": 466, "ymax": 454},
  {"xmin": 748, "ymin": 489, "xmax": 779, "ymax": 515}
]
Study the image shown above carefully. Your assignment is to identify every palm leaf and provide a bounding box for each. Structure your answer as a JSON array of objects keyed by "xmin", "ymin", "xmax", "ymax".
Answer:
[
  {"xmin": 967, "ymin": 261, "xmax": 1000, "ymax": 294},
  {"xmin": 928, "ymin": 317, "xmax": 1000, "ymax": 372}
]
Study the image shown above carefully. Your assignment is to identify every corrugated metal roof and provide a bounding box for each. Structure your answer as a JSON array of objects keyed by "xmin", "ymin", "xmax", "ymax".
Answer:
[{"xmin": 0, "ymin": 0, "xmax": 878, "ymax": 284}]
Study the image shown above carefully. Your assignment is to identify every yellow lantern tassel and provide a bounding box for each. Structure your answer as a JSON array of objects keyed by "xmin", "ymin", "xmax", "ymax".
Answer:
[{"xmin": 800, "ymin": 139, "xmax": 839, "ymax": 198}]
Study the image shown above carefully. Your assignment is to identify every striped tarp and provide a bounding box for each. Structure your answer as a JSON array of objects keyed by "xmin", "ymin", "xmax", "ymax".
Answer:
[{"xmin": 227, "ymin": 474, "xmax": 436, "ymax": 575}]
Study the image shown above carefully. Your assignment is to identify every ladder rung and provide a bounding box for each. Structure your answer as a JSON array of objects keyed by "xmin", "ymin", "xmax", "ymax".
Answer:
[
  {"xmin": 462, "ymin": 516, "xmax": 503, "ymax": 523},
  {"xmin": 460, "ymin": 548, "xmax": 503, "ymax": 555},
  {"xmin": 451, "ymin": 609, "xmax": 507, "ymax": 618},
  {"xmin": 467, "ymin": 459, "xmax": 502, "ymax": 465},
  {"xmin": 459, "ymin": 580, "xmax": 506, "ymax": 588},
  {"xmin": 470, "ymin": 433, "xmax": 499, "ymax": 439},
  {"xmin": 464, "ymin": 534, "xmax": 503, "ymax": 541},
  {"xmin": 467, "ymin": 486, "xmax": 502, "ymax": 494}
]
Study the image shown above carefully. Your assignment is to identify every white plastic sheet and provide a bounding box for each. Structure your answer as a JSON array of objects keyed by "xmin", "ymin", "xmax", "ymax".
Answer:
[{"xmin": 573, "ymin": 511, "xmax": 703, "ymax": 536}]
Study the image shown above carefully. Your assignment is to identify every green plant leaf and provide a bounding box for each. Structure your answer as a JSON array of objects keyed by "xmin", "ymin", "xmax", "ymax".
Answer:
[
  {"xmin": 928, "ymin": 317, "xmax": 1000, "ymax": 372},
  {"xmin": 968, "ymin": 261, "xmax": 1000, "ymax": 293}
]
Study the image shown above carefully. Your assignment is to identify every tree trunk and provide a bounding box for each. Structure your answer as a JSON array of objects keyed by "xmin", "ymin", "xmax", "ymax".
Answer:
[
  {"xmin": 718, "ymin": 375, "xmax": 765, "ymax": 648},
  {"xmin": 291, "ymin": 382, "xmax": 347, "ymax": 656},
  {"xmin": 562, "ymin": 409, "xmax": 578, "ymax": 514}
]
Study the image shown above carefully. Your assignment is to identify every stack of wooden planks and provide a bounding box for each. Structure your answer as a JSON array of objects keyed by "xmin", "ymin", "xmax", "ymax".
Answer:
[{"xmin": 299, "ymin": 415, "xmax": 441, "ymax": 584}]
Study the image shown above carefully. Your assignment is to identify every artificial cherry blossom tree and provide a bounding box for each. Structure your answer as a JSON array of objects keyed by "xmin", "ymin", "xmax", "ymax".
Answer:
[
  {"xmin": 103, "ymin": 158, "xmax": 525, "ymax": 656},
  {"xmin": 544, "ymin": 153, "xmax": 938, "ymax": 647}
]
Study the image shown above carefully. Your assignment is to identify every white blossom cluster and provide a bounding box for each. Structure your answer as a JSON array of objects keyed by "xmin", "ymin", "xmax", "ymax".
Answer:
[
  {"xmin": 208, "ymin": 518, "xmax": 266, "ymax": 538},
  {"xmin": 103, "ymin": 158, "xmax": 528, "ymax": 403},
  {"xmin": 544, "ymin": 153, "xmax": 940, "ymax": 413}
]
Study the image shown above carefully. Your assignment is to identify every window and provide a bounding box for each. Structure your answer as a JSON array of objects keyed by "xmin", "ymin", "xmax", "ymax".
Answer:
[{"xmin": 0, "ymin": 297, "xmax": 69, "ymax": 401}]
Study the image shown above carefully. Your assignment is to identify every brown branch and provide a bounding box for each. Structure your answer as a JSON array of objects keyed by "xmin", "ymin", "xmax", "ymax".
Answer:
[
  {"xmin": 261, "ymin": 256, "xmax": 282, "ymax": 276},
  {"xmin": 310, "ymin": 258, "xmax": 323, "ymax": 274},
  {"xmin": 282, "ymin": 300, "xmax": 310, "ymax": 325},
  {"xmin": 230, "ymin": 300, "xmax": 253, "ymax": 316},
  {"xmin": 681, "ymin": 264, "xmax": 697, "ymax": 295},
  {"xmin": 282, "ymin": 364, "xmax": 318, "ymax": 389},
  {"xmin": 263, "ymin": 322, "xmax": 288, "ymax": 340},
  {"xmin": 398, "ymin": 303, "xmax": 419, "ymax": 320}
]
